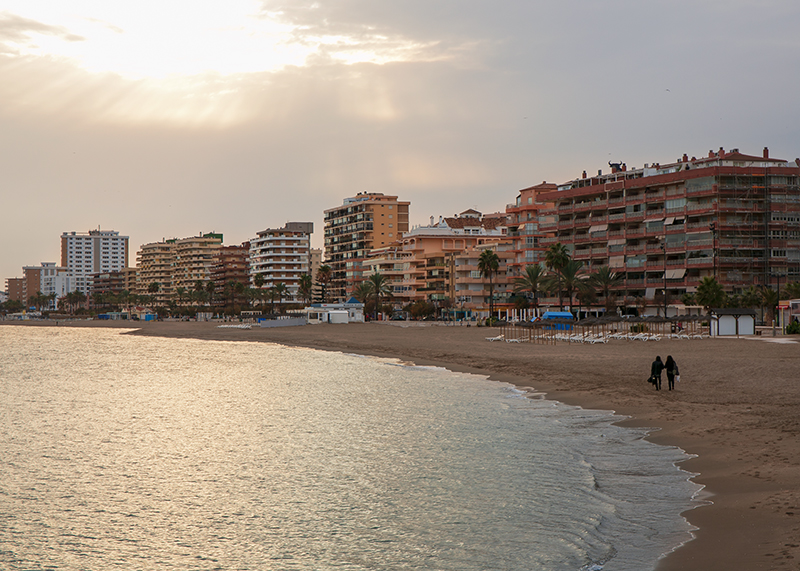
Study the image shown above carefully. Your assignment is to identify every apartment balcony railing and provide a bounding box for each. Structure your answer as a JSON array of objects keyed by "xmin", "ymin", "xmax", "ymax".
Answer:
[{"xmin": 687, "ymin": 258, "xmax": 713, "ymax": 266}]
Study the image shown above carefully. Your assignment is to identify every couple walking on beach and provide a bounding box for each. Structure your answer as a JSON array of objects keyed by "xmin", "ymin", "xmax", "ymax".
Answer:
[{"xmin": 650, "ymin": 355, "xmax": 679, "ymax": 390}]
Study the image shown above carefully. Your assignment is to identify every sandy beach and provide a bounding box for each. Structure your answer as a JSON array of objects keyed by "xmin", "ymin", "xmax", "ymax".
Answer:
[{"xmin": 4, "ymin": 319, "xmax": 799, "ymax": 570}]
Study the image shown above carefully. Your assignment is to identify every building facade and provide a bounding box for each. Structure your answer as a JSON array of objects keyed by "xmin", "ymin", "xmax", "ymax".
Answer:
[
  {"xmin": 362, "ymin": 210, "xmax": 509, "ymax": 311},
  {"xmin": 60, "ymin": 230, "xmax": 129, "ymax": 295},
  {"xmin": 250, "ymin": 222, "xmax": 313, "ymax": 300},
  {"xmin": 324, "ymin": 193, "xmax": 410, "ymax": 300},
  {"xmin": 538, "ymin": 147, "xmax": 800, "ymax": 313},
  {"xmin": 210, "ymin": 242, "xmax": 251, "ymax": 292},
  {"xmin": 136, "ymin": 240, "xmax": 176, "ymax": 304},
  {"xmin": 504, "ymin": 182, "xmax": 555, "ymax": 275},
  {"xmin": 172, "ymin": 233, "xmax": 223, "ymax": 293}
]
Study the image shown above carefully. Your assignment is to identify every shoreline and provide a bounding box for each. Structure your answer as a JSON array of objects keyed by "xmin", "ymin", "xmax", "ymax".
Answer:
[{"xmin": 4, "ymin": 319, "xmax": 799, "ymax": 570}]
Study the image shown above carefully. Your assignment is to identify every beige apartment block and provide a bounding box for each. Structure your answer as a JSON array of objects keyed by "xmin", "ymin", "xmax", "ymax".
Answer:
[
  {"xmin": 324, "ymin": 192, "xmax": 409, "ymax": 300},
  {"xmin": 136, "ymin": 240, "xmax": 176, "ymax": 303},
  {"xmin": 172, "ymin": 233, "xmax": 223, "ymax": 293}
]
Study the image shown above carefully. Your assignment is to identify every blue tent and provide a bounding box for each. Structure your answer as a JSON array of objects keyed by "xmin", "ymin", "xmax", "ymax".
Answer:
[{"xmin": 539, "ymin": 311, "xmax": 575, "ymax": 330}]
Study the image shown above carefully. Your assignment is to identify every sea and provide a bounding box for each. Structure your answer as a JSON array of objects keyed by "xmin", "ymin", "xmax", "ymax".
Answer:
[{"xmin": 0, "ymin": 326, "xmax": 703, "ymax": 570}]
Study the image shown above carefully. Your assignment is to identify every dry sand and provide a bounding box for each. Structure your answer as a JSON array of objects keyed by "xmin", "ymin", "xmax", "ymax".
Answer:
[{"xmin": 4, "ymin": 319, "xmax": 800, "ymax": 570}]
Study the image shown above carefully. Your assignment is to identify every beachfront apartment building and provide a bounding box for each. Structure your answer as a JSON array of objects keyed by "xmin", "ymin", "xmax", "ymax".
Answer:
[
  {"xmin": 324, "ymin": 192, "xmax": 410, "ymax": 300},
  {"xmin": 135, "ymin": 232, "xmax": 223, "ymax": 303},
  {"xmin": 24, "ymin": 263, "xmax": 74, "ymax": 309},
  {"xmin": 60, "ymin": 230, "xmax": 129, "ymax": 296},
  {"xmin": 453, "ymin": 241, "xmax": 515, "ymax": 318},
  {"xmin": 136, "ymin": 240, "xmax": 176, "ymax": 304},
  {"xmin": 249, "ymin": 222, "xmax": 313, "ymax": 300},
  {"xmin": 210, "ymin": 242, "xmax": 251, "ymax": 294},
  {"xmin": 504, "ymin": 182, "xmax": 556, "ymax": 275},
  {"xmin": 362, "ymin": 210, "xmax": 510, "ymax": 314},
  {"xmin": 172, "ymin": 233, "xmax": 223, "ymax": 293},
  {"xmin": 537, "ymin": 147, "xmax": 800, "ymax": 314}
]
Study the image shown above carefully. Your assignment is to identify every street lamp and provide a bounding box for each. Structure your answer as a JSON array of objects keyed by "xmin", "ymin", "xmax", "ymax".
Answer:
[
  {"xmin": 660, "ymin": 239, "xmax": 668, "ymax": 317},
  {"xmin": 771, "ymin": 272, "xmax": 782, "ymax": 336}
]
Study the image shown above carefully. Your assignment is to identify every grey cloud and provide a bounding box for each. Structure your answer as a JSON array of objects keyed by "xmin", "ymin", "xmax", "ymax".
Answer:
[{"xmin": 0, "ymin": 12, "xmax": 85, "ymax": 54}]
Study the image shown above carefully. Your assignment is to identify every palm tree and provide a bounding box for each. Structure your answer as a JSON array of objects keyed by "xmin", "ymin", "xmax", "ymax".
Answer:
[
  {"xmin": 557, "ymin": 260, "xmax": 587, "ymax": 314},
  {"xmin": 544, "ymin": 242, "xmax": 571, "ymax": 309},
  {"xmin": 253, "ymin": 273, "xmax": 266, "ymax": 310},
  {"xmin": 478, "ymin": 249, "xmax": 501, "ymax": 317},
  {"xmin": 587, "ymin": 266, "xmax": 624, "ymax": 313},
  {"xmin": 760, "ymin": 286, "xmax": 779, "ymax": 325},
  {"xmin": 205, "ymin": 281, "xmax": 216, "ymax": 309},
  {"xmin": 147, "ymin": 282, "xmax": 161, "ymax": 306},
  {"xmin": 740, "ymin": 286, "xmax": 761, "ymax": 309},
  {"xmin": 695, "ymin": 277, "xmax": 726, "ymax": 311},
  {"xmin": 298, "ymin": 274, "xmax": 313, "ymax": 306},
  {"xmin": 367, "ymin": 272, "xmax": 393, "ymax": 320},
  {"xmin": 175, "ymin": 286, "xmax": 186, "ymax": 307},
  {"xmin": 784, "ymin": 281, "xmax": 800, "ymax": 299},
  {"xmin": 274, "ymin": 282, "xmax": 288, "ymax": 312},
  {"xmin": 316, "ymin": 265, "xmax": 332, "ymax": 303},
  {"xmin": 513, "ymin": 264, "xmax": 545, "ymax": 310},
  {"xmin": 353, "ymin": 281, "xmax": 373, "ymax": 304}
]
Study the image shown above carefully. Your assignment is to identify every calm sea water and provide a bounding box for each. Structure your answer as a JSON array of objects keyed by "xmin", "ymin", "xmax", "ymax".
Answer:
[{"xmin": 0, "ymin": 326, "xmax": 701, "ymax": 570}]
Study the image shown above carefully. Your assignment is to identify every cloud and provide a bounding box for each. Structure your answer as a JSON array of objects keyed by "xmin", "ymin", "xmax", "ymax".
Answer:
[{"xmin": 0, "ymin": 12, "xmax": 85, "ymax": 54}]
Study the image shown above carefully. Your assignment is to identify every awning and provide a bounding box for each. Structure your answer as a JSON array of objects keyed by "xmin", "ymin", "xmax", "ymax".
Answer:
[
  {"xmin": 644, "ymin": 215, "xmax": 665, "ymax": 222},
  {"xmin": 664, "ymin": 216, "xmax": 675, "ymax": 225},
  {"xmin": 665, "ymin": 268, "xmax": 686, "ymax": 279},
  {"xmin": 645, "ymin": 288, "xmax": 656, "ymax": 299},
  {"xmin": 589, "ymin": 224, "xmax": 608, "ymax": 233},
  {"xmin": 609, "ymin": 255, "xmax": 625, "ymax": 268},
  {"xmin": 608, "ymin": 238, "xmax": 626, "ymax": 246}
]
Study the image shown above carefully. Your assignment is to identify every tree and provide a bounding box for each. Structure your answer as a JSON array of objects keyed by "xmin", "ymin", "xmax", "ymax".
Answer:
[
  {"xmin": 587, "ymin": 266, "xmax": 624, "ymax": 312},
  {"xmin": 555, "ymin": 259, "xmax": 587, "ymax": 314},
  {"xmin": 544, "ymin": 242, "xmax": 571, "ymax": 309},
  {"xmin": 695, "ymin": 277, "xmax": 726, "ymax": 311},
  {"xmin": 513, "ymin": 264, "xmax": 545, "ymax": 309},
  {"xmin": 147, "ymin": 282, "xmax": 161, "ymax": 306},
  {"xmin": 353, "ymin": 281, "xmax": 373, "ymax": 304},
  {"xmin": 367, "ymin": 272, "xmax": 393, "ymax": 320},
  {"xmin": 316, "ymin": 265, "xmax": 332, "ymax": 303},
  {"xmin": 784, "ymin": 281, "xmax": 800, "ymax": 299},
  {"xmin": 760, "ymin": 286, "xmax": 779, "ymax": 325},
  {"xmin": 273, "ymin": 282, "xmax": 288, "ymax": 312},
  {"xmin": 205, "ymin": 281, "xmax": 216, "ymax": 308},
  {"xmin": 478, "ymin": 249, "xmax": 500, "ymax": 317},
  {"xmin": 740, "ymin": 286, "xmax": 761, "ymax": 309},
  {"xmin": 298, "ymin": 273, "xmax": 313, "ymax": 306}
]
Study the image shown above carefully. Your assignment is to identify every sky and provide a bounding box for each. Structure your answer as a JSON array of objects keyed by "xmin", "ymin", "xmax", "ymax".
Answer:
[{"xmin": 2, "ymin": 0, "xmax": 800, "ymax": 282}]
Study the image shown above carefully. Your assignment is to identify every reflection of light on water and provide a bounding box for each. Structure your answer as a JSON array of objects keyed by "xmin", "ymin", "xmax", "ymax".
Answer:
[{"xmin": 0, "ymin": 327, "xmax": 702, "ymax": 570}]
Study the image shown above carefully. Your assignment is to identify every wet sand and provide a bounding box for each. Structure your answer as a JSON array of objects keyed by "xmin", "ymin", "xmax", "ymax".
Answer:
[{"xmin": 4, "ymin": 319, "xmax": 800, "ymax": 570}]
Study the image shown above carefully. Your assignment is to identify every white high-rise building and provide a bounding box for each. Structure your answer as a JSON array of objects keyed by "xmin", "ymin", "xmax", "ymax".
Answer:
[
  {"xmin": 61, "ymin": 229, "xmax": 129, "ymax": 295},
  {"xmin": 249, "ymin": 222, "xmax": 313, "ymax": 299}
]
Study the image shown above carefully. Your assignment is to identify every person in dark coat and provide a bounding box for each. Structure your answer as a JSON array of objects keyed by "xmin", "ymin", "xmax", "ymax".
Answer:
[
  {"xmin": 650, "ymin": 356, "xmax": 664, "ymax": 390},
  {"xmin": 665, "ymin": 355, "xmax": 679, "ymax": 390}
]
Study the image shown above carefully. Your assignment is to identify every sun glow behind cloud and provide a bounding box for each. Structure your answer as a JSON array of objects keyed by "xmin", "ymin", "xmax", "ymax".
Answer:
[{"xmin": 1, "ymin": 1, "xmax": 429, "ymax": 78}]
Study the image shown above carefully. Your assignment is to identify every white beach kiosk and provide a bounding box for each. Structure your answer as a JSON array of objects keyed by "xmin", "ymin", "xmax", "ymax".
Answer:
[
  {"xmin": 708, "ymin": 308, "xmax": 756, "ymax": 337},
  {"xmin": 303, "ymin": 298, "xmax": 365, "ymax": 324}
]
